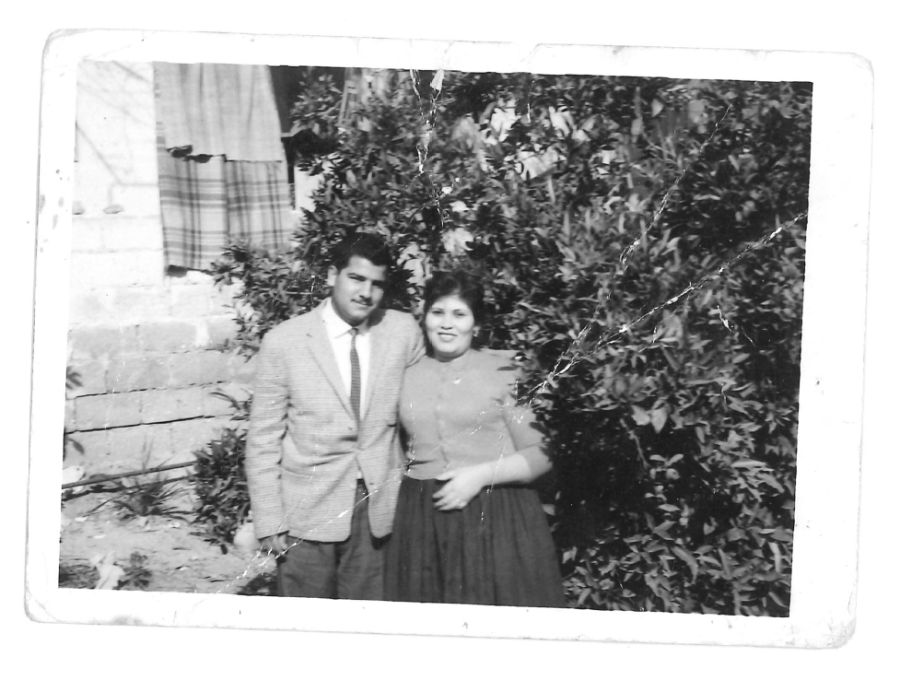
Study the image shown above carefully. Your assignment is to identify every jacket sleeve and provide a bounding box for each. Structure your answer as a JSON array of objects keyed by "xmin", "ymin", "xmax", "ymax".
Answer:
[
  {"xmin": 405, "ymin": 314, "xmax": 426, "ymax": 366},
  {"xmin": 246, "ymin": 329, "xmax": 290, "ymax": 539}
]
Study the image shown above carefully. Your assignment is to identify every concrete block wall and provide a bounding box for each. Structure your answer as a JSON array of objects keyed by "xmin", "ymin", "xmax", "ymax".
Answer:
[{"xmin": 66, "ymin": 60, "xmax": 257, "ymax": 477}]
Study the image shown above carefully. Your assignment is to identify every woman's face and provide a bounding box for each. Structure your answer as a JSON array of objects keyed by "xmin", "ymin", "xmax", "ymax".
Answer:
[{"xmin": 424, "ymin": 294, "xmax": 478, "ymax": 361}]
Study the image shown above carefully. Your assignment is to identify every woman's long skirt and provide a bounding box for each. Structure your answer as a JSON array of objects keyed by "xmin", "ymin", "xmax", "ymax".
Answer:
[{"xmin": 384, "ymin": 477, "xmax": 566, "ymax": 608}]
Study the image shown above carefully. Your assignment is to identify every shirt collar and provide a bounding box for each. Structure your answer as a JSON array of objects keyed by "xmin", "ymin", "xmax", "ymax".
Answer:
[{"xmin": 322, "ymin": 299, "xmax": 369, "ymax": 339}]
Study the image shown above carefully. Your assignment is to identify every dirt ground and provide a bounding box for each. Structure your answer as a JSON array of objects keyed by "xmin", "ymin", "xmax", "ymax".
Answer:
[{"xmin": 58, "ymin": 483, "xmax": 277, "ymax": 596}]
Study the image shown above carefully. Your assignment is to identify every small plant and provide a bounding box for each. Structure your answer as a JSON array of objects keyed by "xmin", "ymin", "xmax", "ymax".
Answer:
[
  {"xmin": 119, "ymin": 551, "xmax": 153, "ymax": 590},
  {"xmin": 110, "ymin": 476, "xmax": 188, "ymax": 521},
  {"xmin": 237, "ymin": 572, "xmax": 277, "ymax": 597},
  {"xmin": 192, "ymin": 427, "xmax": 250, "ymax": 553},
  {"xmin": 108, "ymin": 443, "xmax": 189, "ymax": 522},
  {"xmin": 58, "ymin": 560, "xmax": 97, "ymax": 589},
  {"xmin": 209, "ymin": 388, "xmax": 251, "ymax": 421}
]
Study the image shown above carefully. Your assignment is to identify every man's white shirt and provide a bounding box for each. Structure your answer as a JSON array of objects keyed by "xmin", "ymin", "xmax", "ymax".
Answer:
[{"xmin": 321, "ymin": 298, "xmax": 372, "ymax": 419}]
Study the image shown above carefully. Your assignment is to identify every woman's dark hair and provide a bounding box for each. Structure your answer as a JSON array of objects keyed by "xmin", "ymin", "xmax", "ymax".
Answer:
[
  {"xmin": 422, "ymin": 270, "xmax": 486, "ymax": 326},
  {"xmin": 330, "ymin": 232, "xmax": 392, "ymax": 272}
]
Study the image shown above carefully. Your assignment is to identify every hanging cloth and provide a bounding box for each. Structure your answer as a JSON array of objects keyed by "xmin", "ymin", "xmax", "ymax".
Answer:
[
  {"xmin": 154, "ymin": 62, "xmax": 293, "ymax": 270},
  {"xmin": 156, "ymin": 62, "xmax": 287, "ymax": 162}
]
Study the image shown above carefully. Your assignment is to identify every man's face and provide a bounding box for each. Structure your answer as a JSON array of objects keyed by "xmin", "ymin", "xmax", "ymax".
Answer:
[{"xmin": 327, "ymin": 256, "xmax": 387, "ymax": 326}]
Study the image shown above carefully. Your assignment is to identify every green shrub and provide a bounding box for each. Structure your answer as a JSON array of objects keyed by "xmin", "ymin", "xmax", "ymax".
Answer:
[
  {"xmin": 192, "ymin": 427, "xmax": 250, "ymax": 553},
  {"xmin": 211, "ymin": 70, "xmax": 809, "ymax": 614},
  {"xmin": 120, "ymin": 552, "xmax": 153, "ymax": 590}
]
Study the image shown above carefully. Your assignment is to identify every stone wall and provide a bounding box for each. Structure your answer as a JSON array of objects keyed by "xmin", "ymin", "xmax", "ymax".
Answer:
[{"xmin": 66, "ymin": 60, "xmax": 255, "ymax": 476}]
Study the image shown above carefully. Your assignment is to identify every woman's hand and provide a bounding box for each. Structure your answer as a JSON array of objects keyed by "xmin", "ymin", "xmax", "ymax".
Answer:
[{"xmin": 432, "ymin": 466, "xmax": 489, "ymax": 512}]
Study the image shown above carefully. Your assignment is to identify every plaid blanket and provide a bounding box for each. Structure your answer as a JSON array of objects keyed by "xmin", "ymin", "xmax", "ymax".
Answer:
[
  {"xmin": 153, "ymin": 63, "xmax": 294, "ymax": 271},
  {"xmin": 156, "ymin": 134, "xmax": 293, "ymax": 271}
]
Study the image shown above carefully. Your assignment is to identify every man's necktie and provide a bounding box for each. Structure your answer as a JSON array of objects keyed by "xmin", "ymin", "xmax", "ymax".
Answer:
[{"xmin": 349, "ymin": 327, "xmax": 361, "ymax": 425}]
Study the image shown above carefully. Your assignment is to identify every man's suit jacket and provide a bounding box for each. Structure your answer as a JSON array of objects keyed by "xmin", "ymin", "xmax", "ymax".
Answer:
[{"xmin": 246, "ymin": 303, "xmax": 424, "ymax": 542}]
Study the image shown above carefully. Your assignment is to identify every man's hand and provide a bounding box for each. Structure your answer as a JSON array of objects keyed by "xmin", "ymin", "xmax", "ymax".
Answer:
[{"xmin": 259, "ymin": 533, "xmax": 290, "ymax": 554}]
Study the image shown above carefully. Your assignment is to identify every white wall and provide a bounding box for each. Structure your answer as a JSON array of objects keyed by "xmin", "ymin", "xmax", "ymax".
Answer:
[{"xmin": 67, "ymin": 61, "xmax": 254, "ymax": 475}]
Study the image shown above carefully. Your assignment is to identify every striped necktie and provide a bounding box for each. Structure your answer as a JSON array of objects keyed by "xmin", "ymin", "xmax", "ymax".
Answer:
[{"xmin": 349, "ymin": 327, "xmax": 361, "ymax": 425}]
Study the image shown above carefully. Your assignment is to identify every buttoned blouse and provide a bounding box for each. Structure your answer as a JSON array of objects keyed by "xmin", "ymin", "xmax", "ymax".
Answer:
[
  {"xmin": 399, "ymin": 349, "xmax": 544, "ymax": 480},
  {"xmin": 321, "ymin": 298, "xmax": 372, "ymax": 417}
]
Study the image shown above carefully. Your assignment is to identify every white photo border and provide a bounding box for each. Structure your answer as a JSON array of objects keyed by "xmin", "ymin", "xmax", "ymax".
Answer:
[{"xmin": 28, "ymin": 29, "xmax": 872, "ymax": 648}]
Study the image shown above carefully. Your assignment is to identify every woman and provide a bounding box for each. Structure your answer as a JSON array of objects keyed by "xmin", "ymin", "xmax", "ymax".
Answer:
[{"xmin": 384, "ymin": 270, "xmax": 566, "ymax": 607}]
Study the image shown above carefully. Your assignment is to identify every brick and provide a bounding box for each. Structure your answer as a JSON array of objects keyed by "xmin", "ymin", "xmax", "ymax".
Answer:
[
  {"xmin": 144, "ymin": 422, "xmax": 173, "ymax": 451},
  {"xmin": 169, "ymin": 284, "xmax": 213, "ymax": 317},
  {"xmin": 108, "ymin": 250, "xmax": 166, "ymax": 288},
  {"xmin": 69, "ymin": 291, "xmax": 116, "ymax": 324},
  {"xmin": 63, "ymin": 435, "xmax": 88, "ymax": 467},
  {"xmin": 177, "ymin": 386, "xmax": 210, "ymax": 419},
  {"xmin": 104, "ymin": 424, "xmax": 178, "ymax": 472},
  {"xmin": 112, "ymin": 286, "xmax": 171, "ymax": 321},
  {"xmin": 168, "ymin": 268, "xmax": 215, "ymax": 285},
  {"xmin": 138, "ymin": 320, "xmax": 198, "ymax": 352},
  {"xmin": 227, "ymin": 352, "xmax": 258, "ymax": 386},
  {"xmin": 203, "ymin": 387, "xmax": 242, "ymax": 418},
  {"xmin": 167, "ymin": 351, "xmax": 230, "ymax": 388},
  {"xmin": 79, "ymin": 424, "xmax": 174, "ymax": 477},
  {"xmin": 106, "ymin": 426, "xmax": 151, "ymax": 470},
  {"xmin": 75, "ymin": 393, "xmax": 142, "ymax": 430},
  {"xmin": 109, "ymin": 186, "xmax": 163, "ymax": 219},
  {"xmin": 141, "ymin": 386, "xmax": 207, "ymax": 424},
  {"xmin": 64, "ymin": 400, "xmax": 77, "ymax": 433},
  {"xmin": 205, "ymin": 316, "xmax": 239, "ymax": 348},
  {"xmin": 140, "ymin": 390, "xmax": 179, "ymax": 424},
  {"xmin": 209, "ymin": 284, "xmax": 239, "ymax": 313},
  {"xmin": 69, "ymin": 325, "xmax": 139, "ymax": 361},
  {"xmin": 106, "ymin": 355, "xmax": 169, "ymax": 392},
  {"xmin": 71, "ymin": 429, "xmax": 110, "ymax": 463},
  {"xmin": 71, "ymin": 217, "xmax": 107, "ymax": 252},
  {"xmin": 101, "ymin": 217, "xmax": 164, "ymax": 252},
  {"xmin": 70, "ymin": 250, "xmax": 165, "ymax": 290},
  {"xmin": 67, "ymin": 359, "xmax": 108, "ymax": 396},
  {"xmin": 170, "ymin": 418, "xmax": 220, "ymax": 461}
]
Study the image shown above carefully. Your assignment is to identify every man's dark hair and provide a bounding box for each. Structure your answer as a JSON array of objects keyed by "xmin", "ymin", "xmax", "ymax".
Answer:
[
  {"xmin": 330, "ymin": 232, "xmax": 393, "ymax": 272},
  {"xmin": 422, "ymin": 269, "xmax": 486, "ymax": 326}
]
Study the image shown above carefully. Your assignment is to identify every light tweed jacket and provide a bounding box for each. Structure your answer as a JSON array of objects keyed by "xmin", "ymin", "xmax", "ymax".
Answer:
[{"xmin": 246, "ymin": 303, "xmax": 424, "ymax": 542}]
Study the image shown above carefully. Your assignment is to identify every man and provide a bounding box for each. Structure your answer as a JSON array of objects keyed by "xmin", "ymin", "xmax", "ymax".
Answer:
[{"xmin": 245, "ymin": 232, "xmax": 424, "ymax": 599}]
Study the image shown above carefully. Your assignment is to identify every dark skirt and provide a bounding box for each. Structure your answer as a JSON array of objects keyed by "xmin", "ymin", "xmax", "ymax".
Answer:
[{"xmin": 384, "ymin": 476, "xmax": 567, "ymax": 608}]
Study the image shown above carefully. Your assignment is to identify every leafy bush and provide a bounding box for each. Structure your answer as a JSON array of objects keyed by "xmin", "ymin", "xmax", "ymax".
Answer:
[
  {"xmin": 109, "ymin": 477, "xmax": 187, "ymax": 521},
  {"xmin": 58, "ymin": 560, "xmax": 96, "ymax": 589},
  {"xmin": 211, "ymin": 70, "xmax": 809, "ymax": 615},
  {"xmin": 192, "ymin": 427, "xmax": 250, "ymax": 553},
  {"xmin": 119, "ymin": 551, "xmax": 153, "ymax": 590},
  {"xmin": 58, "ymin": 552, "xmax": 153, "ymax": 590}
]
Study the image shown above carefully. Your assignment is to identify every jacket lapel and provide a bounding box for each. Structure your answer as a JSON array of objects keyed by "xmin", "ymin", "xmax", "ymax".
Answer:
[
  {"xmin": 363, "ymin": 310, "xmax": 388, "ymax": 422},
  {"xmin": 306, "ymin": 304, "xmax": 354, "ymax": 418}
]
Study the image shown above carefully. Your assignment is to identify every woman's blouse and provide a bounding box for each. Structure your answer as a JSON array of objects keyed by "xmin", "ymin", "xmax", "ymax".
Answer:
[{"xmin": 399, "ymin": 349, "xmax": 545, "ymax": 480}]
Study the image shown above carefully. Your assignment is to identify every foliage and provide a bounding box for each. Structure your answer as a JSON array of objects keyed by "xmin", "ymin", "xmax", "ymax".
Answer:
[
  {"xmin": 64, "ymin": 366, "xmax": 84, "ymax": 459},
  {"xmin": 108, "ymin": 447, "xmax": 189, "ymax": 522},
  {"xmin": 58, "ymin": 560, "xmax": 96, "ymax": 589},
  {"xmin": 58, "ymin": 552, "xmax": 153, "ymax": 590},
  {"xmin": 119, "ymin": 551, "xmax": 153, "ymax": 590},
  {"xmin": 210, "ymin": 70, "xmax": 810, "ymax": 615},
  {"xmin": 237, "ymin": 572, "xmax": 277, "ymax": 596},
  {"xmin": 109, "ymin": 475, "xmax": 188, "ymax": 522},
  {"xmin": 192, "ymin": 427, "xmax": 250, "ymax": 553}
]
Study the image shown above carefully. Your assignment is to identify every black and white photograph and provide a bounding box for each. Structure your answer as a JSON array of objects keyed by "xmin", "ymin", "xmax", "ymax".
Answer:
[
  {"xmin": 16, "ymin": 11, "xmax": 883, "ymax": 672},
  {"xmin": 57, "ymin": 59, "xmax": 812, "ymax": 611}
]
